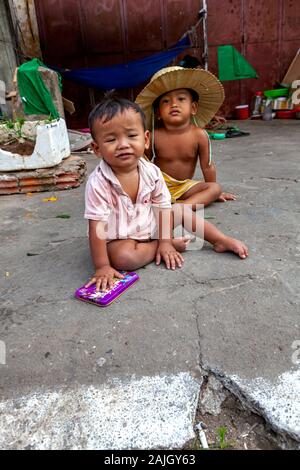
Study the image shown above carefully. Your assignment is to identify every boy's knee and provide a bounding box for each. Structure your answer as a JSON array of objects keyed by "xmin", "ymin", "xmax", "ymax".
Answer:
[
  {"xmin": 210, "ymin": 182, "xmax": 222, "ymax": 197},
  {"xmin": 112, "ymin": 247, "xmax": 136, "ymax": 270}
]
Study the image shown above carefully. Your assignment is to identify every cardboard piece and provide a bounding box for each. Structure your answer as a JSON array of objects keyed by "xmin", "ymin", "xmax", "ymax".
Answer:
[
  {"xmin": 281, "ymin": 49, "xmax": 300, "ymax": 86},
  {"xmin": 5, "ymin": 91, "xmax": 17, "ymax": 99},
  {"xmin": 62, "ymin": 97, "xmax": 75, "ymax": 115}
]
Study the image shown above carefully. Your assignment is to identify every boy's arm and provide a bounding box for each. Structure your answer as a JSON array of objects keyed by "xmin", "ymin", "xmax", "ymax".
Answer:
[
  {"xmin": 153, "ymin": 207, "xmax": 184, "ymax": 270},
  {"xmin": 198, "ymin": 129, "xmax": 217, "ymax": 182},
  {"xmin": 86, "ymin": 220, "xmax": 124, "ymax": 291},
  {"xmin": 198, "ymin": 130, "xmax": 236, "ymax": 201},
  {"xmin": 150, "ymin": 165, "xmax": 183, "ymax": 269}
]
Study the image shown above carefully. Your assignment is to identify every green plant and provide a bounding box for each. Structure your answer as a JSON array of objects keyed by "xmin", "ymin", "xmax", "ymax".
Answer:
[
  {"xmin": 1, "ymin": 117, "xmax": 35, "ymax": 144},
  {"xmin": 44, "ymin": 114, "xmax": 58, "ymax": 124},
  {"xmin": 4, "ymin": 119, "xmax": 14, "ymax": 130},
  {"xmin": 15, "ymin": 117, "xmax": 25, "ymax": 141},
  {"xmin": 217, "ymin": 426, "xmax": 230, "ymax": 449}
]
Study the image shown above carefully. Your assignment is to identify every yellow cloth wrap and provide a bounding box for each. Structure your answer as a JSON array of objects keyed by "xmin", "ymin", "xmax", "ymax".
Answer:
[
  {"xmin": 142, "ymin": 156, "xmax": 200, "ymax": 203},
  {"xmin": 161, "ymin": 171, "xmax": 200, "ymax": 203}
]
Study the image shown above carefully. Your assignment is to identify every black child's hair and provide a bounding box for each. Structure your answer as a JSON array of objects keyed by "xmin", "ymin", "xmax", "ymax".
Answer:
[{"xmin": 88, "ymin": 91, "xmax": 146, "ymax": 139}]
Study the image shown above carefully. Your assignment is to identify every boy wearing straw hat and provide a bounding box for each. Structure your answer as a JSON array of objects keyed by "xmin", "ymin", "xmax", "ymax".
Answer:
[{"xmin": 136, "ymin": 66, "xmax": 236, "ymax": 207}]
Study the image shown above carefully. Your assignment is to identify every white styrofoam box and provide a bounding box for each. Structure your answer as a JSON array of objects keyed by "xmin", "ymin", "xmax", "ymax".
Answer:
[{"xmin": 0, "ymin": 119, "xmax": 70, "ymax": 171}]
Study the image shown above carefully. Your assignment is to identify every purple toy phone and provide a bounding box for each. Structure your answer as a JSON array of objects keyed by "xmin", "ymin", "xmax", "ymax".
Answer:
[{"xmin": 75, "ymin": 271, "xmax": 139, "ymax": 307}]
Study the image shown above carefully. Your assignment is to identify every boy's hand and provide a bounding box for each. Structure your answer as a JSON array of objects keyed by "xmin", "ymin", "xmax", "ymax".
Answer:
[
  {"xmin": 156, "ymin": 241, "xmax": 184, "ymax": 270},
  {"xmin": 217, "ymin": 192, "xmax": 236, "ymax": 202},
  {"xmin": 85, "ymin": 265, "xmax": 124, "ymax": 291}
]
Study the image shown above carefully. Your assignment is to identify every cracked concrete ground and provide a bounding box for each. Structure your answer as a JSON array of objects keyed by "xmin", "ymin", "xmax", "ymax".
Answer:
[{"xmin": 0, "ymin": 120, "xmax": 299, "ymax": 449}]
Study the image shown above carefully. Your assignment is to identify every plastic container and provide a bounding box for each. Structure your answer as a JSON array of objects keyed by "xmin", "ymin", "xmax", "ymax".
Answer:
[
  {"xmin": 207, "ymin": 131, "xmax": 226, "ymax": 140},
  {"xmin": 251, "ymin": 91, "xmax": 263, "ymax": 116},
  {"xmin": 276, "ymin": 110, "xmax": 295, "ymax": 119},
  {"xmin": 234, "ymin": 104, "xmax": 249, "ymax": 119},
  {"xmin": 262, "ymin": 100, "xmax": 273, "ymax": 121},
  {"xmin": 273, "ymin": 97, "xmax": 288, "ymax": 110},
  {"xmin": 264, "ymin": 88, "xmax": 289, "ymax": 99}
]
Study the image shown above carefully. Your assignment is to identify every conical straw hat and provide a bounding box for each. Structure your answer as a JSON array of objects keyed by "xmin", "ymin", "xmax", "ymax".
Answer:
[{"xmin": 136, "ymin": 66, "xmax": 225, "ymax": 129}]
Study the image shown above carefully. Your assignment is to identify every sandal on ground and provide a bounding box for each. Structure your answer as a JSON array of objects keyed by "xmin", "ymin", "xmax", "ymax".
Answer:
[{"xmin": 225, "ymin": 128, "xmax": 250, "ymax": 138}]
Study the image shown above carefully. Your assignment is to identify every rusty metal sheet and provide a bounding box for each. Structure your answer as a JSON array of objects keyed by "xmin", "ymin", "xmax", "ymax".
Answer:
[
  {"xmin": 207, "ymin": 0, "xmax": 242, "ymax": 46},
  {"xmin": 282, "ymin": 0, "xmax": 300, "ymax": 41},
  {"xmin": 280, "ymin": 40, "xmax": 300, "ymax": 82},
  {"xmin": 164, "ymin": 0, "xmax": 198, "ymax": 46},
  {"xmin": 126, "ymin": 0, "xmax": 164, "ymax": 51},
  {"xmin": 34, "ymin": 0, "xmax": 300, "ymax": 127},
  {"xmin": 35, "ymin": 0, "xmax": 84, "ymax": 65},
  {"xmin": 222, "ymin": 81, "xmax": 241, "ymax": 117},
  {"xmin": 244, "ymin": 42, "xmax": 280, "ymax": 105},
  {"xmin": 81, "ymin": 0, "xmax": 124, "ymax": 55},
  {"xmin": 244, "ymin": 0, "xmax": 281, "ymax": 43}
]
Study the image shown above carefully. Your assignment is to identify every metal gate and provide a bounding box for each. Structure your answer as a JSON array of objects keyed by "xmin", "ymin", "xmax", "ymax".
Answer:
[{"xmin": 34, "ymin": 0, "xmax": 300, "ymax": 127}]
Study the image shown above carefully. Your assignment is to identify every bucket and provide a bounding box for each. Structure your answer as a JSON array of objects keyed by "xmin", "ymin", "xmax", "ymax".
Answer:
[
  {"xmin": 276, "ymin": 110, "xmax": 295, "ymax": 119},
  {"xmin": 235, "ymin": 105, "xmax": 249, "ymax": 119}
]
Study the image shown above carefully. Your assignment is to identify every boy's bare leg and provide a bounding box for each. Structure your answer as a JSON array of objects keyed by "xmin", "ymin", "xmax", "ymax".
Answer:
[
  {"xmin": 179, "ymin": 182, "xmax": 222, "ymax": 209},
  {"xmin": 107, "ymin": 239, "xmax": 158, "ymax": 270},
  {"xmin": 107, "ymin": 237, "xmax": 190, "ymax": 271},
  {"xmin": 172, "ymin": 204, "xmax": 248, "ymax": 259}
]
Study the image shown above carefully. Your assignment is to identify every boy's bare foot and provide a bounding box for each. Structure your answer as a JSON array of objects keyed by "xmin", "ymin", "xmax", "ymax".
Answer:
[
  {"xmin": 172, "ymin": 236, "xmax": 191, "ymax": 252},
  {"xmin": 217, "ymin": 192, "xmax": 237, "ymax": 202},
  {"xmin": 213, "ymin": 236, "xmax": 248, "ymax": 259}
]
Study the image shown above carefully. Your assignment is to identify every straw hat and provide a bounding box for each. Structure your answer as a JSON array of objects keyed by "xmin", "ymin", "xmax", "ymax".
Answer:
[{"xmin": 136, "ymin": 66, "xmax": 225, "ymax": 129}]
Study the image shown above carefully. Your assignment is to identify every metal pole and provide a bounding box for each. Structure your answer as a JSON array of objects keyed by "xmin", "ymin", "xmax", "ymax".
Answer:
[{"xmin": 202, "ymin": 0, "xmax": 208, "ymax": 70}]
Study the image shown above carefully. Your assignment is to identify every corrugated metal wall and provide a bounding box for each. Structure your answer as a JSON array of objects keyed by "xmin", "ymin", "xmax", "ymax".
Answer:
[
  {"xmin": 34, "ymin": 0, "xmax": 300, "ymax": 127},
  {"xmin": 207, "ymin": 0, "xmax": 300, "ymax": 115}
]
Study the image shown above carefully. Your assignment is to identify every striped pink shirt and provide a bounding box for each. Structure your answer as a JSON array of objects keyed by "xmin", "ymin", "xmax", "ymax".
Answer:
[{"xmin": 84, "ymin": 158, "xmax": 171, "ymax": 241}]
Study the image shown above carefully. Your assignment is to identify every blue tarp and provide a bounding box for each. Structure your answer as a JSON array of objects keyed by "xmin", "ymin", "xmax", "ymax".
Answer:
[{"xmin": 53, "ymin": 36, "xmax": 191, "ymax": 89}]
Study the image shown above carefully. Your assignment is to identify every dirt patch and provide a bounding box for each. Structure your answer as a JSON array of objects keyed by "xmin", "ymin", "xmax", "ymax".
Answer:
[
  {"xmin": 0, "ymin": 140, "xmax": 35, "ymax": 156},
  {"xmin": 184, "ymin": 372, "xmax": 298, "ymax": 450},
  {"xmin": 191, "ymin": 395, "xmax": 280, "ymax": 450}
]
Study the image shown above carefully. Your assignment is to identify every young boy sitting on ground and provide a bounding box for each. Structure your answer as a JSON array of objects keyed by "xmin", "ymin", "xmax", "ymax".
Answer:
[
  {"xmin": 84, "ymin": 95, "xmax": 248, "ymax": 291},
  {"xmin": 136, "ymin": 66, "xmax": 236, "ymax": 208}
]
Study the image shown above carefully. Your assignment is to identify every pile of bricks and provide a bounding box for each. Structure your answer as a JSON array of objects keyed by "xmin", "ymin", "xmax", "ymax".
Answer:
[{"xmin": 0, "ymin": 156, "xmax": 87, "ymax": 195}]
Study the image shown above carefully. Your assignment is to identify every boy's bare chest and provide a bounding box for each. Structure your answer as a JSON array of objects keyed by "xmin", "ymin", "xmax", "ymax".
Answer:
[{"xmin": 155, "ymin": 133, "xmax": 198, "ymax": 162}]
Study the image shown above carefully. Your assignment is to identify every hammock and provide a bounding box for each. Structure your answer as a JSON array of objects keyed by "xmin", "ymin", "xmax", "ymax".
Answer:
[{"xmin": 54, "ymin": 36, "xmax": 191, "ymax": 89}]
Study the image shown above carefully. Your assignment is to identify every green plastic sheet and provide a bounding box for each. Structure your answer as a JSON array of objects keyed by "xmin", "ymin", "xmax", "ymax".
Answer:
[
  {"xmin": 17, "ymin": 58, "xmax": 62, "ymax": 118},
  {"xmin": 218, "ymin": 45, "xmax": 258, "ymax": 81}
]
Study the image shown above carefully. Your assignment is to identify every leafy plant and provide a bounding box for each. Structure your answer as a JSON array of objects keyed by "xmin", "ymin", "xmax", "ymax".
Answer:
[
  {"xmin": 44, "ymin": 114, "xmax": 58, "ymax": 124},
  {"xmin": 1, "ymin": 117, "xmax": 35, "ymax": 144},
  {"xmin": 217, "ymin": 426, "xmax": 230, "ymax": 449},
  {"xmin": 4, "ymin": 119, "xmax": 14, "ymax": 130},
  {"xmin": 14, "ymin": 117, "xmax": 25, "ymax": 141}
]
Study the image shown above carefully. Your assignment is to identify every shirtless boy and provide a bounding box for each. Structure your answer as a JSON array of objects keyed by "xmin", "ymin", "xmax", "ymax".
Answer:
[{"xmin": 136, "ymin": 66, "xmax": 236, "ymax": 208}]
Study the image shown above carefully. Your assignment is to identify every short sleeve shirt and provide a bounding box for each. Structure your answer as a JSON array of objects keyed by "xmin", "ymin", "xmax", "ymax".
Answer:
[{"xmin": 84, "ymin": 158, "xmax": 171, "ymax": 240}]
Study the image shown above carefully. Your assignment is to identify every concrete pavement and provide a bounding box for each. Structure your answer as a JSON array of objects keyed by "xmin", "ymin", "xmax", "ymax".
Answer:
[{"xmin": 0, "ymin": 120, "xmax": 299, "ymax": 449}]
